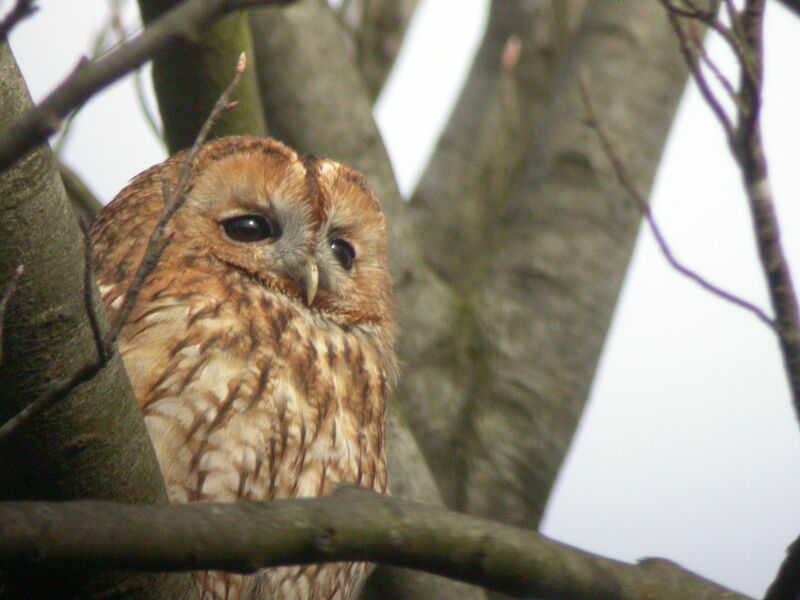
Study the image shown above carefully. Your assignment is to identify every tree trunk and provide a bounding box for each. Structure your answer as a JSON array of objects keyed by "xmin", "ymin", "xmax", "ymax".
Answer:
[{"xmin": 0, "ymin": 41, "xmax": 193, "ymax": 600}]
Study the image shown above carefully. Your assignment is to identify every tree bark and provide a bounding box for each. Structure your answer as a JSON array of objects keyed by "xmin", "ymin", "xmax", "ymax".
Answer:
[
  {"xmin": 402, "ymin": 0, "xmax": 692, "ymax": 536},
  {"xmin": 0, "ymin": 488, "xmax": 752, "ymax": 600},
  {"xmin": 0, "ymin": 40, "xmax": 192, "ymax": 600}
]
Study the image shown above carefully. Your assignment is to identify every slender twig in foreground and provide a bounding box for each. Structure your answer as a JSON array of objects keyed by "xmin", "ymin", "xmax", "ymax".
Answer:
[
  {"xmin": 107, "ymin": 52, "xmax": 246, "ymax": 347},
  {"xmin": 0, "ymin": 56, "xmax": 246, "ymax": 443},
  {"xmin": 0, "ymin": 486, "xmax": 752, "ymax": 600},
  {"xmin": 0, "ymin": 364, "xmax": 102, "ymax": 440},
  {"xmin": 579, "ymin": 75, "xmax": 774, "ymax": 328},
  {"xmin": 0, "ymin": 0, "xmax": 38, "ymax": 39},
  {"xmin": 660, "ymin": 2, "xmax": 736, "ymax": 145},
  {"xmin": 0, "ymin": 0, "xmax": 291, "ymax": 172},
  {"xmin": 0, "ymin": 264, "xmax": 24, "ymax": 365}
]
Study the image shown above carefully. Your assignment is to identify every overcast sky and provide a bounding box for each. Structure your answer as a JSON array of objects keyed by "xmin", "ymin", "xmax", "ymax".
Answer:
[{"xmin": 7, "ymin": 1, "xmax": 800, "ymax": 596}]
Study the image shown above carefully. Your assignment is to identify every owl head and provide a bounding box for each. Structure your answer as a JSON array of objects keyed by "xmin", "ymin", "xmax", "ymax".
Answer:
[{"xmin": 92, "ymin": 136, "xmax": 395, "ymax": 333}]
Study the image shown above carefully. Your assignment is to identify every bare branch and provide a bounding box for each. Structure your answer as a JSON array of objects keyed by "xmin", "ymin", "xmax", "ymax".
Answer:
[
  {"xmin": 663, "ymin": 0, "xmax": 800, "ymax": 510},
  {"xmin": 0, "ymin": 0, "xmax": 38, "ymax": 39},
  {"xmin": 670, "ymin": 0, "xmax": 800, "ymax": 424},
  {"xmin": 0, "ymin": 487, "xmax": 752, "ymax": 600},
  {"xmin": 776, "ymin": 0, "xmax": 800, "ymax": 17},
  {"xmin": 0, "ymin": 0, "xmax": 291, "ymax": 172},
  {"xmin": 734, "ymin": 0, "xmax": 800, "ymax": 441},
  {"xmin": 107, "ymin": 52, "xmax": 246, "ymax": 346},
  {"xmin": 0, "ymin": 264, "xmax": 24, "ymax": 365},
  {"xmin": 579, "ymin": 75, "xmax": 775, "ymax": 328},
  {"xmin": 660, "ymin": 2, "xmax": 736, "ymax": 143},
  {"xmin": 0, "ymin": 361, "xmax": 104, "ymax": 441}
]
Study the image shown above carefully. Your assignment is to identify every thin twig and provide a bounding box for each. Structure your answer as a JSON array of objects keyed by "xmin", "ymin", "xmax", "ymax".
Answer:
[
  {"xmin": 0, "ymin": 365, "xmax": 103, "ymax": 440},
  {"xmin": 696, "ymin": 41, "xmax": 739, "ymax": 106},
  {"xmin": 0, "ymin": 0, "xmax": 291, "ymax": 172},
  {"xmin": 0, "ymin": 264, "xmax": 25, "ymax": 366},
  {"xmin": 660, "ymin": 0, "xmax": 800, "ymax": 425},
  {"xmin": 660, "ymin": 2, "xmax": 736, "ymax": 146},
  {"xmin": 0, "ymin": 0, "xmax": 38, "ymax": 39},
  {"xmin": 107, "ymin": 52, "xmax": 246, "ymax": 347},
  {"xmin": 578, "ymin": 75, "xmax": 775, "ymax": 329},
  {"xmin": 0, "ymin": 55, "xmax": 247, "ymax": 443}
]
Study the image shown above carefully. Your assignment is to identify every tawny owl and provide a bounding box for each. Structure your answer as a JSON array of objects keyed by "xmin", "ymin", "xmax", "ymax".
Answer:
[{"xmin": 90, "ymin": 136, "xmax": 397, "ymax": 600}]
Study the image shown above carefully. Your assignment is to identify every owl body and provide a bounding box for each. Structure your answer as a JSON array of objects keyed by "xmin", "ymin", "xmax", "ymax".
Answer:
[{"xmin": 92, "ymin": 137, "xmax": 396, "ymax": 600}]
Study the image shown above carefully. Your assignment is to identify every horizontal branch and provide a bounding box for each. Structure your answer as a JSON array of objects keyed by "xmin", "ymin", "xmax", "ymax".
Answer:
[
  {"xmin": 0, "ymin": 0, "xmax": 290, "ymax": 172},
  {"xmin": 1, "ymin": 487, "xmax": 750, "ymax": 600}
]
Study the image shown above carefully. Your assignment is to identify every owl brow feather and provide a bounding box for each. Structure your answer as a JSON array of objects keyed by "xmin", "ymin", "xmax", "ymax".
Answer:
[
  {"xmin": 300, "ymin": 154, "xmax": 327, "ymax": 228},
  {"xmin": 0, "ymin": 55, "xmax": 248, "ymax": 443}
]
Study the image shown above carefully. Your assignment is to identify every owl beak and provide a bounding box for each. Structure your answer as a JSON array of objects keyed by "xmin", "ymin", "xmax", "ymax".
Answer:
[{"xmin": 304, "ymin": 261, "xmax": 319, "ymax": 305}]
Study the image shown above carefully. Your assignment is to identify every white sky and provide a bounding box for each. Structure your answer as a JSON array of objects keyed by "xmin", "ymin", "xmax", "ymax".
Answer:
[{"xmin": 7, "ymin": 0, "xmax": 800, "ymax": 597}]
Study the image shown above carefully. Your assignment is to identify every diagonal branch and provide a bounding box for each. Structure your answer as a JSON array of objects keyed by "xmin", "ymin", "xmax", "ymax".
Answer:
[
  {"xmin": 107, "ymin": 53, "xmax": 246, "ymax": 346},
  {"xmin": 0, "ymin": 0, "xmax": 291, "ymax": 172},
  {"xmin": 733, "ymin": 0, "xmax": 800, "ymax": 418},
  {"xmin": 0, "ymin": 0, "xmax": 38, "ymax": 39},
  {"xmin": 776, "ymin": 0, "xmax": 800, "ymax": 17},
  {"xmin": 0, "ymin": 487, "xmax": 752, "ymax": 600}
]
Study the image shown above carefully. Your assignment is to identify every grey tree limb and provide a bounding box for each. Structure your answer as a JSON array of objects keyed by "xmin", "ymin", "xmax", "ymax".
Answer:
[
  {"xmin": 0, "ymin": 39, "xmax": 193, "ymax": 600},
  {"xmin": 0, "ymin": 486, "xmax": 752, "ymax": 600},
  {"xmin": 397, "ymin": 0, "xmax": 693, "ymax": 544}
]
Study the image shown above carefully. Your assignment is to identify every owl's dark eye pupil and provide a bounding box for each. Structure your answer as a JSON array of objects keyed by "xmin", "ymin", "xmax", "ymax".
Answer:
[
  {"xmin": 331, "ymin": 239, "xmax": 355, "ymax": 270},
  {"xmin": 222, "ymin": 215, "xmax": 275, "ymax": 243}
]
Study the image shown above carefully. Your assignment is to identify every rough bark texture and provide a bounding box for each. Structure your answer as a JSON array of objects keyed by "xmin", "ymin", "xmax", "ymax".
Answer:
[
  {"xmin": 0, "ymin": 488, "xmax": 753, "ymax": 600},
  {"xmin": 0, "ymin": 41, "xmax": 192, "ymax": 600},
  {"xmin": 137, "ymin": 0, "xmax": 266, "ymax": 154},
  {"xmin": 400, "ymin": 0, "xmax": 691, "ymax": 537}
]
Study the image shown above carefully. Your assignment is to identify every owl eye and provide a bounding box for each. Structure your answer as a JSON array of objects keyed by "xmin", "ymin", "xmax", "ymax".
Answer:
[
  {"xmin": 330, "ymin": 238, "xmax": 355, "ymax": 270},
  {"xmin": 221, "ymin": 214, "xmax": 277, "ymax": 243}
]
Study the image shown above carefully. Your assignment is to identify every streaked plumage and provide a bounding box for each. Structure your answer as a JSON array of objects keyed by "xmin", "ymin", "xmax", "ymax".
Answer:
[{"xmin": 91, "ymin": 136, "xmax": 396, "ymax": 599}]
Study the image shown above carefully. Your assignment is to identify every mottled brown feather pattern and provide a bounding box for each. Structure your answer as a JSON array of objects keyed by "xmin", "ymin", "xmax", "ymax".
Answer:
[{"xmin": 91, "ymin": 137, "xmax": 396, "ymax": 600}]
